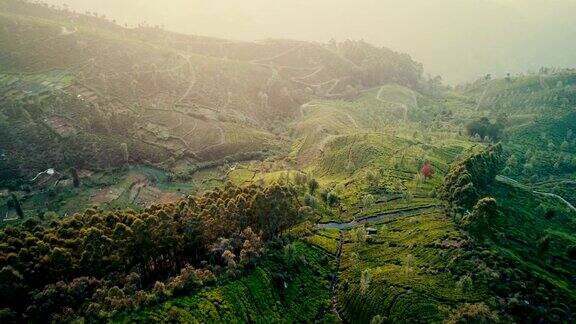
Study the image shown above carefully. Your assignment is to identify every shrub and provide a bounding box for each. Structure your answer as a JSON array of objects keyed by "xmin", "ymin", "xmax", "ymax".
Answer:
[
  {"xmin": 370, "ymin": 314, "xmax": 387, "ymax": 324},
  {"xmin": 446, "ymin": 303, "xmax": 499, "ymax": 324},
  {"xmin": 421, "ymin": 163, "xmax": 434, "ymax": 179},
  {"xmin": 304, "ymin": 194, "xmax": 318, "ymax": 208},
  {"xmin": 307, "ymin": 178, "xmax": 319, "ymax": 194},
  {"xmin": 441, "ymin": 145, "xmax": 503, "ymax": 209},
  {"xmin": 327, "ymin": 192, "xmax": 339, "ymax": 207},
  {"xmin": 462, "ymin": 197, "xmax": 499, "ymax": 237},
  {"xmin": 361, "ymin": 194, "xmax": 375, "ymax": 209},
  {"xmin": 466, "ymin": 117, "xmax": 503, "ymax": 141},
  {"xmin": 11, "ymin": 194, "xmax": 24, "ymax": 218},
  {"xmin": 294, "ymin": 172, "xmax": 308, "ymax": 187},
  {"xmin": 567, "ymin": 245, "xmax": 576, "ymax": 260},
  {"xmin": 538, "ymin": 235, "xmax": 551, "ymax": 255},
  {"xmin": 70, "ymin": 167, "xmax": 80, "ymax": 188}
]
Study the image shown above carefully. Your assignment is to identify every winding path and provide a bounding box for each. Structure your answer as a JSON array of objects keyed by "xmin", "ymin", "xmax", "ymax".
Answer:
[
  {"xmin": 475, "ymin": 81, "xmax": 491, "ymax": 111},
  {"xmin": 376, "ymin": 86, "xmax": 409, "ymax": 122},
  {"xmin": 539, "ymin": 75, "xmax": 550, "ymax": 91},
  {"xmin": 194, "ymin": 125, "xmax": 226, "ymax": 155},
  {"xmin": 496, "ymin": 175, "xmax": 576, "ymax": 213},
  {"xmin": 346, "ymin": 112, "xmax": 359, "ymax": 129},
  {"xmin": 175, "ymin": 54, "xmax": 197, "ymax": 106},
  {"xmin": 330, "ymin": 232, "xmax": 344, "ymax": 321}
]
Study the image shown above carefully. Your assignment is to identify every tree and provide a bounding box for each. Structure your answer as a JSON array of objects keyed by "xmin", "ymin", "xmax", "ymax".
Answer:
[
  {"xmin": 370, "ymin": 315, "xmax": 386, "ymax": 324},
  {"xmin": 307, "ymin": 178, "xmax": 319, "ymax": 194},
  {"xmin": 70, "ymin": 167, "xmax": 80, "ymax": 188},
  {"xmin": 0, "ymin": 266, "xmax": 26, "ymax": 308},
  {"xmin": 362, "ymin": 194, "xmax": 375, "ymax": 210},
  {"xmin": 11, "ymin": 194, "xmax": 23, "ymax": 218},
  {"xmin": 440, "ymin": 145, "xmax": 504, "ymax": 209},
  {"xmin": 465, "ymin": 117, "xmax": 502, "ymax": 141},
  {"xmin": 239, "ymin": 227, "xmax": 263, "ymax": 266},
  {"xmin": 446, "ymin": 303, "xmax": 499, "ymax": 324},
  {"xmin": 463, "ymin": 197, "xmax": 499, "ymax": 237},
  {"xmin": 352, "ymin": 227, "xmax": 367, "ymax": 243},
  {"xmin": 222, "ymin": 250, "xmax": 237, "ymax": 269},
  {"xmin": 567, "ymin": 245, "xmax": 576, "ymax": 260},
  {"xmin": 421, "ymin": 163, "xmax": 434, "ymax": 179},
  {"xmin": 457, "ymin": 275, "xmax": 473, "ymax": 293},
  {"xmin": 49, "ymin": 247, "xmax": 73, "ymax": 274},
  {"xmin": 294, "ymin": 172, "xmax": 308, "ymax": 187},
  {"xmin": 304, "ymin": 193, "xmax": 318, "ymax": 208},
  {"xmin": 120, "ymin": 143, "xmax": 129, "ymax": 163},
  {"xmin": 327, "ymin": 192, "xmax": 339, "ymax": 207},
  {"xmin": 360, "ymin": 269, "xmax": 372, "ymax": 295},
  {"xmin": 538, "ymin": 235, "xmax": 551, "ymax": 255},
  {"xmin": 283, "ymin": 243, "xmax": 299, "ymax": 269}
]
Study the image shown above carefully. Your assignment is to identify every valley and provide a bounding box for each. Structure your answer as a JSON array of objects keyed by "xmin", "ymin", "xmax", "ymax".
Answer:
[{"xmin": 0, "ymin": 1, "xmax": 575, "ymax": 323}]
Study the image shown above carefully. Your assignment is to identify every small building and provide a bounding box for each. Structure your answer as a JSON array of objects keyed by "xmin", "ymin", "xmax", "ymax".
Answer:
[{"xmin": 366, "ymin": 227, "xmax": 378, "ymax": 235}]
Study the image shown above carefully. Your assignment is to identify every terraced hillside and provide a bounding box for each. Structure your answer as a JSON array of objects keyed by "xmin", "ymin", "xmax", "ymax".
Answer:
[
  {"xmin": 337, "ymin": 209, "xmax": 491, "ymax": 323},
  {"xmin": 1, "ymin": 1, "xmax": 576, "ymax": 323},
  {"xmin": 457, "ymin": 70, "xmax": 576, "ymax": 206},
  {"xmin": 0, "ymin": 0, "xmax": 423, "ymax": 190},
  {"xmin": 118, "ymin": 241, "xmax": 335, "ymax": 323}
]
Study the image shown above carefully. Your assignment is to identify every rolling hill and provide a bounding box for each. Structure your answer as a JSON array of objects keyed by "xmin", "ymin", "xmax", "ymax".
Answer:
[{"xmin": 0, "ymin": 1, "xmax": 575, "ymax": 323}]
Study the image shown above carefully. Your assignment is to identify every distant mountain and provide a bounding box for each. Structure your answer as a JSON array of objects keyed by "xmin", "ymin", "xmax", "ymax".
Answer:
[{"xmin": 39, "ymin": 0, "xmax": 576, "ymax": 83}]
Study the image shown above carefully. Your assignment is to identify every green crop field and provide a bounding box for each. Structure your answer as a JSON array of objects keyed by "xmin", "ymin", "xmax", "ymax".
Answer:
[
  {"xmin": 1, "ymin": 2, "xmax": 576, "ymax": 323},
  {"xmin": 338, "ymin": 210, "xmax": 490, "ymax": 323}
]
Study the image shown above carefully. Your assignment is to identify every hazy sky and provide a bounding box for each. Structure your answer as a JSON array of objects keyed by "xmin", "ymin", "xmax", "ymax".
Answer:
[{"xmin": 44, "ymin": 0, "xmax": 576, "ymax": 84}]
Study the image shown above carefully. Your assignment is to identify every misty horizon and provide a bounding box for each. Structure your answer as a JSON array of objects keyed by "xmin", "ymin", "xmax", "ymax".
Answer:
[
  {"xmin": 2, "ymin": 1, "xmax": 576, "ymax": 322},
  {"xmin": 42, "ymin": 0, "xmax": 576, "ymax": 84}
]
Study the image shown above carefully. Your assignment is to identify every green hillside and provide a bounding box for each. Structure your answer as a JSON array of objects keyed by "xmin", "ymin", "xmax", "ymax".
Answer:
[{"xmin": 1, "ymin": 1, "xmax": 575, "ymax": 323}]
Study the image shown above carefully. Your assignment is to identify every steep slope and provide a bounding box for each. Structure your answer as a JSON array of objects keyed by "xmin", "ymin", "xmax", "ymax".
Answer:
[
  {"xmin": 458, "ymin": 71, "xmax": 576, "ymax": 204},
  {"xmin": 0, "ymin": 0, "xmax": 423, "ymax": 189}
]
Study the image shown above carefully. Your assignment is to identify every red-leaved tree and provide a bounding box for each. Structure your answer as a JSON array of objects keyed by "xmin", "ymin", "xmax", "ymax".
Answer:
[{"xmin": 421, "ymin": 163, "xmax": 434, "ymax": 179}]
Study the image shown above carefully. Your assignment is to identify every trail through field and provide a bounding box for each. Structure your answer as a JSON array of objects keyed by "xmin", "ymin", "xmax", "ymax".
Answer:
[
  {"xmin": 317, "ymin": 205, "xmax": 440, "ymax": 230},
  {"xmin": 317, "ymin": 134, "xmax": 337, "ymax": 153},
  {"xmin": 376, "ymin": 85, "xmax": 409, "ymax": 122},
  {"xmin": 175, "ymin": 54, "xmax": 197, "ymax": 106},
  {"xmin": 194, "ymin": 124, "xmax": 226, "ymax": 154},
  {"xmin": 182, "ymin": 120, "xmax": 199, "ymax": 137},
  {"xmin": 292, "ymin": 66, "xmax": 325, "ymax": 81},
  {"xmin": 346, "ymin": 112, "xmax": 359, "ymax": 129},
  {"xmin": 325, "ymin": 47, "xmax": 362, "ymax": 69},
  {"xmin": 496, "ymin": 175, "xmax": 576, "ymax": 213},
  {"xmin": 330, "ymin": 232, "xmax": 344, "ymax": 322},
  {"xmin": 60, "ymin": 26, "xmax": 77, "ymax": 36},
  {"xmin": 298, "ymin": 101, "xmax": 321, "ymax": 120},
  {"xmin": 475, "ymin": 82, "xmax": 490, "ymax": 111},
  {"xmin": 169, "ymin": 117, "xmax": 184, "ymax": 131},
  {"xmin": 249, "ymin": 45, "xmax": 352, "ymax": 98},
  {"xmin": 539, "ymin": 75, "xmax": 550, "ymax": 90},
  {"xmin": 536, "ymin": 180, "xmax": 576, "ymax": 186},
  {"xmin": 250, "ymin": 44, "xmax": 305, "ymax": 65}
]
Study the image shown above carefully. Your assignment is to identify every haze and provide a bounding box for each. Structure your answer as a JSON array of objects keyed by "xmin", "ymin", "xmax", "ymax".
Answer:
[{"xmin": 35, "ymin": 0, "xmax": 576, "ymax": 83}]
